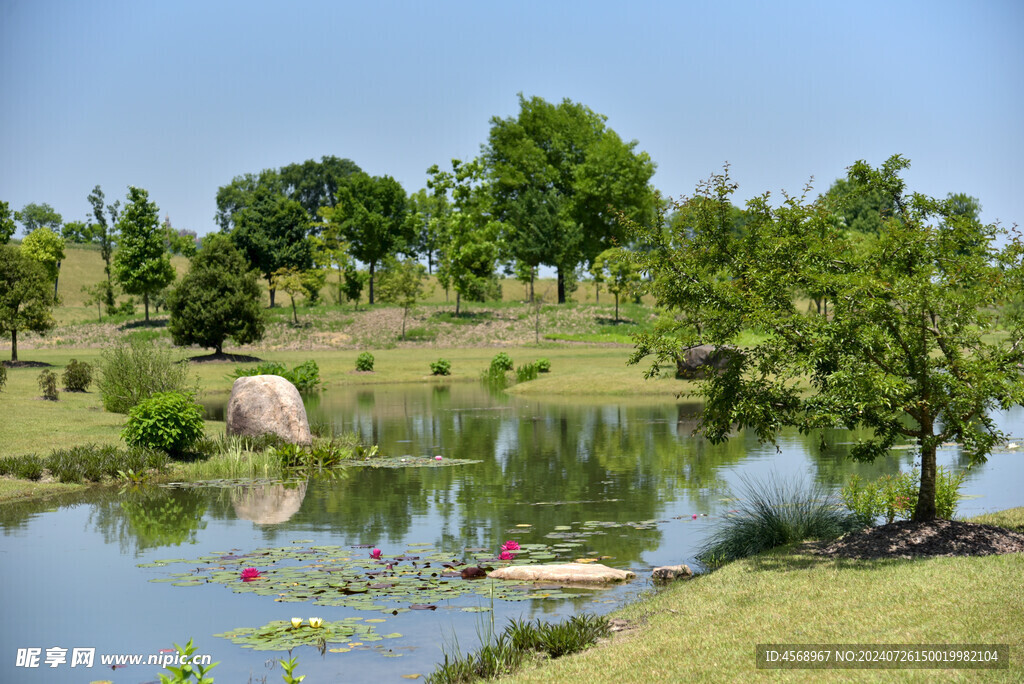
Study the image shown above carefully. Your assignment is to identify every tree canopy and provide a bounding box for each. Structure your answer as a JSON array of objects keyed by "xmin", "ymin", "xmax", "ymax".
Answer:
[
  {"xmin": 428, "ymin": 159, "xmax": 503, "ymax": 313},
  {"xmin": 629, "ymin": 155, "xmax": 1024, "ymax": 522},
  {"xmin": 279, "ymin": 155, "xmax": 362, "ymax": 225},
  {"xmin": 21, "ymin": 227, "xmax": 66, "ymax": 299},
  {"xmin": 1, "ymin": 201, "xmax": 18, "ymax": 244},
  {"xmin": 484, "ymin": 94, "xmax": 656, "ymax": 302},
  {"xmin": 113, "ymin": 186, "xmax": 176, "ymax": 321},
  {"xmin": 0, "ymin": 244, "xmax": 56, "ymax": 361},
  {"xmin": 18, "ymin": 202, "xmax": 62, "ymax": 235},
  {"xmin": 168, "ymin": 234, "xmax": 266, "ymax": 355},
  {"xmin": 229, "ymin": 185, "xmax": 312, "ymax": 307},
  {"xmin": 324, "ymin": 172, "xmax": 410, "ymax": 305},
  {"xmin": 87, "ymin": 185, "xmax": 120, "ymax": 312}
]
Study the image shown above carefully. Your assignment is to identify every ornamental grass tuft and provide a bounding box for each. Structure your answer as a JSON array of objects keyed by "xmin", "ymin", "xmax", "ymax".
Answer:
[{"xmin": 698, "ymin": 473, "xmax": 858, "ymax": 566}]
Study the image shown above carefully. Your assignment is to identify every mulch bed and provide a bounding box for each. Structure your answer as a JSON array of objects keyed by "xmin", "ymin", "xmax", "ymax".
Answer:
[
  {"xmin": 809, "ymin": 520, "xmax": 1024, "ymax": 560},
  {"xmin": 2, "ymin": 360, "xmax": 53, "ymax": 368}
]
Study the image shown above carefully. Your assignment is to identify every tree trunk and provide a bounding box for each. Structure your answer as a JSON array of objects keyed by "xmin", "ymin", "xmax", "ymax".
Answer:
[
  {"xmin": 556, "ymin": 268, "xmax": 566, "ymax": 304},
  {"xmin": 368, "ymin": 262, "xmax": 376, "ymax": 305},
  {"xmin": 10, "ymin": 329, "xmax": 17, "ymax": 362},
  {"xmin": 456, "ymin": 291, "xmax": 461, "ymax": 316},
  {"xmin": 268, "ymin": 277, "xmax": 277, "ymax": 308},
  {"xmin": 614, "ymin": 293, "xmax": 619, "ymax": 323},
  {"xmin": 291, "ymin": 295, "xmax": 298, "ymax": 325},
  {"xmin": 913, "ymin": 438, "xmax": 938, "ymax": 521},
  {"xmin": 402, "ymin": 307, "xmax": 408, "ymax": 340},
  {"xmin": 529, "ymin": 272, "xmax": 535, "ymax": 303},
  {"xmin": 144, "ymin": 292, "xmax": 150, "ymax": 322},
  {"xmin": 595, "ymin": 281, "xmax": 599, "ymax": 304},
  {"xmin": 54, "ymin": 261, "xmax": 61, "ymax": 300}
]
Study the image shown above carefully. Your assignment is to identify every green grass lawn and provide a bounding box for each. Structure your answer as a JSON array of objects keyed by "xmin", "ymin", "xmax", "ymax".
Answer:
[{"xmin": 508, "ymin": 509, "xmax": 1024, "ymax": 683}]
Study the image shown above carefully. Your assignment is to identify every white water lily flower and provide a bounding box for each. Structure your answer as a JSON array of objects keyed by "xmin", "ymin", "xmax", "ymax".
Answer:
[
  {"xmin": 309, "ymin": 617, "xmax": 324, "ymax": 628},
  {"xmin": 291, "ymin": 617, "xmax": 303, "ymax": 628}
]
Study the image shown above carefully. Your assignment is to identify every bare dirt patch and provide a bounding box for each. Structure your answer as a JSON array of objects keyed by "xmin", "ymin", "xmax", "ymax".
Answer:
[{"xmin": 809, "ymin": 519, "xmax": 1024, "ymax": 560}]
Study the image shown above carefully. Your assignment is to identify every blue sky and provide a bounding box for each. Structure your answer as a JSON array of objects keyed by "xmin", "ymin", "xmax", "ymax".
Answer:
[{"xmin": 2, "ymin": 0, "xmax": 1022, "ymax": 237}]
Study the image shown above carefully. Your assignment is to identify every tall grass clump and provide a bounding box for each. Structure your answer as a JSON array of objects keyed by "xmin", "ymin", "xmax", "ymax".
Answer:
[
  {"xmin": 44, "ymin": 444, "xmax": 168, "ymax": 483},
  {"xmin": 98, "ymin": 339, "xmax": 195, "ymax": 413},
  {"xmin": 427, "ymin": 614, "xmax": 610, "ymax": 684},
  {"xmin": 0, "ymin": 455, "xmax": 44, "ymax": 480},
  {"xmin": 698, "ymin": 474, "xmax": 857, "ymax": 566}
]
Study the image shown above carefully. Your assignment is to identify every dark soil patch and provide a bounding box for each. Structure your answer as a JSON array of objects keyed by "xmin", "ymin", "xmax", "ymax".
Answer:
[
  {"xmin": 2, "ymin": 360, "xmax": 53, "ymax": 368},
  {"xmin": 809, "ymin": 520, "xmax": 1024, "ymax": 560},
  {"xmin": 188, "ymin": 352, "xmax": 263, "ymax": 364}
]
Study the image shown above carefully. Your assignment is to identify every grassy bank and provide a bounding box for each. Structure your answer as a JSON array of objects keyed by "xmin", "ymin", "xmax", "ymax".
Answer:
[{"xmin": 507, "ymin": 508, "xmax": 1024, "ymax": 683}]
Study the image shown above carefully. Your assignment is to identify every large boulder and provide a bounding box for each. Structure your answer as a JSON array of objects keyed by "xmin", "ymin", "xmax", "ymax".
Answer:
[
  {"xmin": 488, "ymin": 563, "xmax": 635, "ymax": 584},
  {"xmin": 674, "ymin": 344, "xmax": 741, "ymax": 379},
  {"xmin": 652, "ymin": 564, "xmax": 693, "ymax": 581},
  {"xmin": 226, "ymin": 375, "xmax": 312, "ymax": 445}
]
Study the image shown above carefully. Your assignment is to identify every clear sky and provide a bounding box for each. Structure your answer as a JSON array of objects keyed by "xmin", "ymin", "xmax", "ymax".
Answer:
[{"xmin": 2, "ymin": 0, "xmax": 1022, "ymax": 237}]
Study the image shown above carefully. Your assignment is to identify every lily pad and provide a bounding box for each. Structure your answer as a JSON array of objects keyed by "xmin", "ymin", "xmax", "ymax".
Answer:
[{"xmin": 215, "ymin": 618, "xmax": 383, "ymax": 651}]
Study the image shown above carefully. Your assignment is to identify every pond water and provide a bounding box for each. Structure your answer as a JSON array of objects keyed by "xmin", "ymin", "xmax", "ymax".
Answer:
[{"xmin": 3, "ymin": 382, "xmax": 1023, "ymax": 683}]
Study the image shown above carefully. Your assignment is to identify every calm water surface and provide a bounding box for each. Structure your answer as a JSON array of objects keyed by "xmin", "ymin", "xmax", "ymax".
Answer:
[{"xmin": 3, "ymin": 382, "xmax": 1022, "ymax": 683}]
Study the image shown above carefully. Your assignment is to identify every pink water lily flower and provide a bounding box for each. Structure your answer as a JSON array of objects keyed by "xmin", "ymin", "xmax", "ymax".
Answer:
[
  {"xmin": 240, "ymin": 567, "xmax": 261, "ymax": 582},
  {"xmin": 499, "ymin": 550, "xmax": 515, "ymax": 561},
  {"xmin": 501, "ymin": 540, "xmax": 520, "ymax": 551},
  {"xmin": 370, "ymin": 548, "xmax": 382, "ymax": 560}
]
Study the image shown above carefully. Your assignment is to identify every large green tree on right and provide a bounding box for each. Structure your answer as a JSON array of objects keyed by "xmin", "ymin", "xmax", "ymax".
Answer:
[
  {"xmin": 484, "ymin": 94, "xmax": 656, "ymax": 303},
  {"xmin": 629, "ymin": 155, "xmax": 1024, "ymax": 521}
]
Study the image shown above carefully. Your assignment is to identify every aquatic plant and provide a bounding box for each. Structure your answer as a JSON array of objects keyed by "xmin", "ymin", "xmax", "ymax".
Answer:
[{"xmin": 240, "ymin": 568, "xmax": 261, "ymax": 582}]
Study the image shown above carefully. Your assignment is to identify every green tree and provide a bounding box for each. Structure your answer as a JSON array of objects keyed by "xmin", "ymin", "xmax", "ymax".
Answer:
[
  {"xmin": 484, "ymin": 94, "xmax": 656, "ymax": 303},
  {"xmin": 87, "ymin": 185, "xmax": 120, "ymax": 312},
  {"xmin": 628, "ymin": 155, "xmax": 1024, "ymax": 522},
  {"xmin": 428, "ymin": 159, "xmax": 503, "ymax": 314},
  {"xmin": 406, "ymin": 187, "xmax": 447, "ymax": 275},
  {"xmin": 279, "ymin": 155, "xmax": 362, "ymax": 226},
  {"xmin": 377, "ymin": 256, "xmax": 427, "ymax": 340},
  {"xmin": 214, "ymin": 168, "xmax": 283, "ymax": 232},
  {"xmin": 229, "ymin": 185, "xmax": 312, "ymax": 307},
  {"xmin": 61, "ymin": 220, "xmax": 97, "ymax": 244},
  {"xmin": 18, "ymin": 202, "xmax": 62, "ymax": 235},
  {"xmin": 1, "ymin": 201, "xmax": 17, "ymax": 244},
  {"xmin": 113, "ymin": 186, "xmax": 176, "ymax": 322},
  {"xmin": 167, "ymin": 234, "xmax": 266, "ymax": 355},
  {"xmin": 325, "ymin": 172, "xmax": 410, "ymax": 305},
  {"xmin": 0, "ymin": 245, "xmax": 56, "ymax": 362},
  {"xmin": 591, "ymin": 247, "xmax": 640, "ymax": 322},
  {"xmin": 21, "ymin": 226, "xmax": 66, "ymax": 299}
]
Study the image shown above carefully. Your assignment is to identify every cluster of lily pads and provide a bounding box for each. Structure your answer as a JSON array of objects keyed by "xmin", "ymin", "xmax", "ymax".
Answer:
[
  {"xmin": 140, "ymin": 540, "xmax": 598, "ymax": 615},
  {"xmin": 214, "ymin": 616, "xmax": 402, "ymax": 652}
]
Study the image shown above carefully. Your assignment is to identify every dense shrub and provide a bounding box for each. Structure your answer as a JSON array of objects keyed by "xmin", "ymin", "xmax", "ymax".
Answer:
[
  {"xmin": 121, "ymin": 391, "xmax": 206, "ymax": 458},
  {"xmin": 167, "ymin": 233, "xmax": 266, "ymax": 354},
  {"xmin": 489, "ymin": 352, "xmax": 513, "ymax": 373},
  {"xmin": 233, "ymin": 359, "xmax": 321, "ymax": 392},
  {"xmin": 98, "ymin": 339, "xmax": 194, "ymax": 413},
  {"xmin": 356, "ymin": 352, "xmax": 375, "ymax": 372},
  {"xmin": 535, "ymin": 358, "xmax": 551, "ymax": 373},
  {"xmin": 38, "ymin": 369, "xmax": 59, "ymax": 400},
  {"xmin": 62, "ymin": 358, "xmax": 93, "ymax": 391},
  {"xmin": 697, "ymin": 475, "xmax": 857, "ymax": 566},
  {"xmin": 430, "ymin": 358, "xmax": 451, "ymax": 376},
  {"xmin": 841, "ymin": 467, "xmax": 967, "ymax": 525}
]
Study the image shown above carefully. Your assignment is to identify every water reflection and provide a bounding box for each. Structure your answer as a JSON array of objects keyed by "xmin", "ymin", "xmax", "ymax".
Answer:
[{"xmin": 232, "ymin": 482, "xmax": 307, "ymax": 525}]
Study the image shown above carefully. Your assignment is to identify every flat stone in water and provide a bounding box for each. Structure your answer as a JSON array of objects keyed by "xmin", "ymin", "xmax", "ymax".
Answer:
[{"xmin": 487, "ymin": 563, "xmax": 635, "ymax": 584}]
